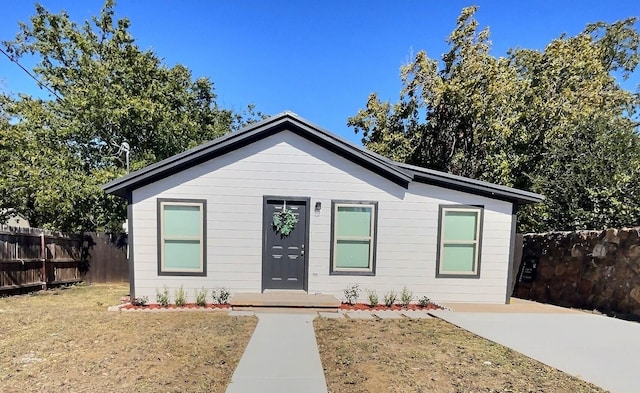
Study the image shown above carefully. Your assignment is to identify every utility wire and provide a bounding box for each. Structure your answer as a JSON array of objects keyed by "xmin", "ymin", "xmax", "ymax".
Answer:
[{"xmin": 0, "ymin": 47, "xmax": 63, "ymax": 100}]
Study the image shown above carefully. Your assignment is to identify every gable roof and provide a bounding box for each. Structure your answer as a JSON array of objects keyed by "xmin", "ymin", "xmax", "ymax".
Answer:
[{"xmin": 103, "ymin": 111, "xmax": 543, "ymax": 205}]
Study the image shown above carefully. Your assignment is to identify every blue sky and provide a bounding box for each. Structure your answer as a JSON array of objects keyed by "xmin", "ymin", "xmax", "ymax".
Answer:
[{"xmin": 2, "ymin": 1, "xmax": 638, "ymax": 144}]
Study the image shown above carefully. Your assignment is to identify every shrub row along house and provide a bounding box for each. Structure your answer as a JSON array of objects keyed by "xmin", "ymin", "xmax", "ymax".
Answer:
[{"xmin": 103, "ymin": 112, "xmax": 543, "ymax": 304}]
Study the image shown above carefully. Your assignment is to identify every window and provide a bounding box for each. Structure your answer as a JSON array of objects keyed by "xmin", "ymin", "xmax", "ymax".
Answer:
[
  {"xmin": 331, "ymin": 201, "xmax": 377, "ymax": 275},
  {"xmin": 157, "ymin": 199, "xmax": 206, "ymax": 276},
  {"xmin": 436, "ymin": 205, "xmax": 483, "ymax": 278}
]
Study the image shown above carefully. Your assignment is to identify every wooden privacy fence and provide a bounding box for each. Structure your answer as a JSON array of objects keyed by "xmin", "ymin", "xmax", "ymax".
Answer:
[
  {"xmin": 81, "ymin": 232, "xmax": 128, "ymax": 284},
  {"xmin": 0, "ymin": 226, "xmax": 82, "ymax": 291},
  {"xmin": 0, "ymin": 226, "xmax": 129, "ymax": 293}
]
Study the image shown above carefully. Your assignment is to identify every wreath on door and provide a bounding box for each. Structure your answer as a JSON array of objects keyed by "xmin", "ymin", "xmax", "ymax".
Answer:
[{"xmin": 273, "ymin": 202, "xmax": 298, "ymax": 236}]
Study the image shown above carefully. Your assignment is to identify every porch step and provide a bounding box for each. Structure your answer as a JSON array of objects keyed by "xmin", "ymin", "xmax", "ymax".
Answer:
[{"xmin": 230, "ymin": 291, "xmax": 341, "ymax": 309}]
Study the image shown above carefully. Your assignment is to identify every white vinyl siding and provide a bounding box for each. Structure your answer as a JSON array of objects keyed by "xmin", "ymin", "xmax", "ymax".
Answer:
[
  {"xmin": 159, "ymin": 199, "xmax": 205, "ymax": 275},
  {"xmin": 331, "ymin": 202, "xmax": 376, "ymax": 274},
  {"xmin": 437, "ymin": 206, "xmax": 482, "ymax": 277},
  {"xmin": 131, "ymin": 130, "xmax": 514, "ymax": 304}
]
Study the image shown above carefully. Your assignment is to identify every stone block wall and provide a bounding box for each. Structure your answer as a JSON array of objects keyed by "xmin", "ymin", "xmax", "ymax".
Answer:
[{"xmin": 514, "ymin": 228, "xmax": 640, "ymax": 319}]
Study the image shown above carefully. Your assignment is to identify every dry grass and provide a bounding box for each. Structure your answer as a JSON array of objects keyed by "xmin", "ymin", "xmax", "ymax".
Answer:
[
  {"xmin": 315, "ymin": 317, "xmax": 607, "ymax": 393},
  {"xmin": 0, "ymin": 284, "xmax": 257, "ymax": 393}
]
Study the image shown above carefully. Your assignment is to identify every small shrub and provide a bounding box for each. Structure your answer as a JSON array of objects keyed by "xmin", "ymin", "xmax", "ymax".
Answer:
[
  {"xmin": 132, "ymin": 296, "xmax": 149, "ymax": 306},
  {"xmin": 174, "ymin": 285, "xmax": 186, "ymax": 307},
  {"xmin": 400, "ymin": 286, "xmax": 413, "ymax": 307},
  {"xmin": 367, "ymin": 290, "xmax": 378, "ymax": 307},
  {"xmin": 418, "ymin": 295, "xmax": 431, "ymax": 307},
  {"xmin": 195, "ymin": 287, "xmax": 208, "ymax": 307},
  {"xmin": 211, "ymin": 288, "xmax": 218, "ymax": 304},
  {"xmin": 384, "ymin": 290, "xmax": 397, "ymax": 307},
  {"xmin": 156, "ymin": 286, "xmax": 169, "ymax": 307},
  {"xmin": 343, "ymin": 284, "xmax": 361, "ymax": 305},
  {"xmin": 215, "ymin": 287, "xmax": 231, "ymax": 304}
]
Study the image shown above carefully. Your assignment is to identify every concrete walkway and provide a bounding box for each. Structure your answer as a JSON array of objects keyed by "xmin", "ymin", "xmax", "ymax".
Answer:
[
  {"xmin": 225, "ymin": 313, "xmax": 327, "ymax": 393},
  {"xmin": 432, "ymin": 308, "xmax": 640, "ymax": 393}
]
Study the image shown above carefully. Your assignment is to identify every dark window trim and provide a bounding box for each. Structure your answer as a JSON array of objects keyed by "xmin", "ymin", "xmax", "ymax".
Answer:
[
  {"xmin": 435, "ymin": 204, "xmax": 484, "ymax": 279},
  {"xmin": 157, "ymin": 198, "xmax": 207, "ymax": 277},
  {"xmin": 330, "ymin": 200, "xmax": 378, "ymax": 276}
]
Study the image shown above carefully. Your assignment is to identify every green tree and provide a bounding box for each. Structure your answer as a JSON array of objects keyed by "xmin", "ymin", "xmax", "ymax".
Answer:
[
  {"xmin": 349, "ymin": 6, "xmax": 639, "ymax": 232},
  {"xmin": 348, "ymin": 7, "xmax": 523, "ymax": 184},
  {"xmin": 1, "ymin": 1, "xmax": 261, "ymax": 231},
  {"xmin": 521, "ymin": 117, "xmax": 640, "ymax": 231}
]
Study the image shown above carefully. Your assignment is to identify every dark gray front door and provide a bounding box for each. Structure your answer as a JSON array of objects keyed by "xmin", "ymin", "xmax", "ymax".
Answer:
[{"xmin": 262, "ymin": 197, "xmax": 309, "ymax": 291}]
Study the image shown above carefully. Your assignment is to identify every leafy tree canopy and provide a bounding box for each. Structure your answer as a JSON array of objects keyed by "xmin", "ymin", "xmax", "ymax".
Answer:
[
  {"xmin": 1, "ymin": 0, "xmax": 262, "ymax": 232},
  {"xmin": 348, "ymin": 6, "xmax": 639, "ymax": 232}
]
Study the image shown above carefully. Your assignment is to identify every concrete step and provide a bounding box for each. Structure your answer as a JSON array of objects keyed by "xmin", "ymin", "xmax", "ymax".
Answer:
[
  {"xmin": 230, "ymin": 291, "xmax": 341, "ymax": 309},
  {"xmin": 232, "ymin": 307, "xmax": 338, "ymax": 313}
]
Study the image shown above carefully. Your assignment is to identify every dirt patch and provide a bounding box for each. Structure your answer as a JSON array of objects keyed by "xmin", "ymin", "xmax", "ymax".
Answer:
[
  {"xmin": 314, "ymin": 318, "xmax": 606, "ymax": 393},
  {"xmin": 0, "ymin": 284, "xmax": 257, "ymax": 393}
]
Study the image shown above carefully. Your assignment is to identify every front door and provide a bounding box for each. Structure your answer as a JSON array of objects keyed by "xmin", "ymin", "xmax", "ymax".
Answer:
[{"xmin": 262, "ymin": 197, "xmax": 309, "ymax": 291}]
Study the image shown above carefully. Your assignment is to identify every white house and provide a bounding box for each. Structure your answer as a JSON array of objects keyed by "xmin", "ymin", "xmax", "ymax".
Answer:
[
  {"xmin": 1, "ymin": 209, "xmax": 30, "ymax": 228},
  {"xmin": 103, "ymin": 112, "xmax": 543, "ymax": 305}
]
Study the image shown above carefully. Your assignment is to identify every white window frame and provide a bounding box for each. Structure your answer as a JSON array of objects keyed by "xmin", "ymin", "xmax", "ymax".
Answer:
[
  {"xmin": 436, "ymin": 205, "xmax": 483, "ymax": 278},
  {"xmin": 330, "ymin": 201, "xmax": 377, "ymax": 275},
  {"xmin": 157, "ymin": 198, "xmax": 207, "ymax": 276}
]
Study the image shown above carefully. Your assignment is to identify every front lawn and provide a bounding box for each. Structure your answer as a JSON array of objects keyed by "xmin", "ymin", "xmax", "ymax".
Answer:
[
  {"xmin": 315, "ymin": 318, "xmax": 606, "ymax": 393},
  {"xmin": 0, "ymin": 284, "xmax": 256, "ymax": 393}
]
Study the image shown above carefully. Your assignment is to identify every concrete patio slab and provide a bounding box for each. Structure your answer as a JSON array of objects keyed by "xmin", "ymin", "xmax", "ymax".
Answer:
[
  {"xmin": 373, "ymin": 310, "xmax": 403, "ymax": 319},
  {"xmin": 346, "ymin": 311, "xmax": 375, "ymax": 319},
  {"xmin": 226, "ymin": 313, "xmax": 327, "ymax": 393},
  {"xmin": 230, "ymin": 292, "xmax": 340, "ymax": 309},
  {"xmin": 431, "ymin": 310, "xmax": 640, "ymax": 393},
  {"xmin": 232, "ymin": 306, "xmax": 332, "ymax": 313},
  {"xmin": 442, "ymin": 297, "xmax": 582, "ymax": 314}
]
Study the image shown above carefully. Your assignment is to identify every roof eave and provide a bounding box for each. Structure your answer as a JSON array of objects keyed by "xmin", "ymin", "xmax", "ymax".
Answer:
[
  {"xmin": 102, "ymin": 112, "xmax": 413, "ymax": 198},
  {"xmin": 411, "ymin": 172, "xmax": 544, "ymax": 205}
]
